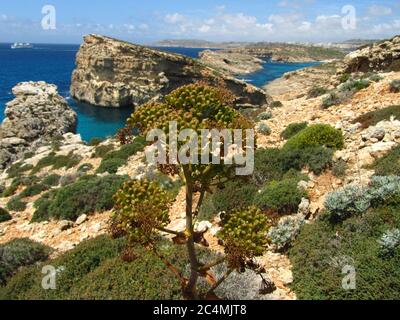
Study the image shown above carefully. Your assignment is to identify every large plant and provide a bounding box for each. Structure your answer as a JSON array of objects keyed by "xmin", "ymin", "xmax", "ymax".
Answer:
[{"xmin": 111, "ymin": 83, "xmax": 270, "ymax": 299}]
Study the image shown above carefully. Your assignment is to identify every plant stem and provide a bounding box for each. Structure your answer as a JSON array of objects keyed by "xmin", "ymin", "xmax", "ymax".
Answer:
[
  {"xmin": 183, "ymin": 165, "xmax": 199, "ymax": 299},
  {"xmin": 198, "ymin": 257, "xmax": 226, "ymax": 272},
  {"xmin": 207, "ymin": 269, "xmax": 233, "ymax": 295},
  {"xmin": 156, "ymin": 227, "xmax": 183, "ymax": 236}
]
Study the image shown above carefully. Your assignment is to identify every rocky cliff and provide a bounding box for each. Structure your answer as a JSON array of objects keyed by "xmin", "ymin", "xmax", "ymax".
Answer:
[
  {"xmin": 70, "ymin": 34, "xmax": 270, "ymax": 108},
  {"xmin": 339, "ymin": 35, "xmax": 400, "ymax": 74},
  {"xmin": 199, "ymin": 50, "xmax": 263, "ymax": 75},
  {"xmin": 0, "ymin": 82, "xmax": 77, "ymax": 169}
]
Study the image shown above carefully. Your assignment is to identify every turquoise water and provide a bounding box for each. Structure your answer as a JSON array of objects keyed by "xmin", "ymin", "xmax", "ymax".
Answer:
[{"xmin": 0, "ymin": 43, "xmax": 317, "ymax": 141}]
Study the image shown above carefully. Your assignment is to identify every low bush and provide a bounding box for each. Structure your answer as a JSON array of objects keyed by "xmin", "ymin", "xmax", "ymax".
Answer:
[
  {"xmin": 96, "ymin": 137, "xmax": 147, "ymax": 174},
  {"xmin": 0, "ymin": 238, "xmax": 51, "ymax": 285},
  {"xmin": 369, "ymin": 144, "xmax": 400, "ymax": 176},
  {"xmin": 280, "ymin": 146, "xmax": 334, "ymax": 175},
  {"xmin": 211, "ymin": 179, "xmax": 258, "ymax": 214},
  {"xmin": 254, "ymin": 178, "xmax": 307, "ymax": 215},
  {"xmin": 252, "ymin": 148, "xmax": 285, "ymax": 186},
  {"xmin": 338, "ymin": 73, "xmax": 350, "ymax": 83},
  {"xmin": 257, "ymin": 124, "xmax": 271, "ymax": 136},
  {"xmin": 198, "ymin": 195, "xmax": 218, "ymax": 221},
  {"xmin": 281, "ymin": 122, "xmax": 308, "ymax": 140},
  {"xmin": 257, "ymin": 111, "xmax": 273, "ymax": 121},
  {"xmin": 0, "ymin": 236, "xmax": 189, "ymax": 300},
  {"xmin": 31, "ymin": 152, "xmax": 81, "ymax": 174},
  {"xmin": 332, "ymin": 159, "xmax": 348, "ymax": 177},
  {"xmin": 322, "ymin": 92, "xmax": 343, "ymax": 109},
  {"xmin": 324, "ymin": 176, "xmax": 400, "ymax": 223},
  {"xmin": 93, "ymin": 144, "xmax": 114, "ymax": 158},
  {"xmin": 307, "ymin": 86, "xmax": 328, "ymax": 99},
  {"xmin": 389, "ymin": 79, "xmax": 400, "ymax": 93},
  {"xmin": 1, "ymin": 176, "xmax": 40, "ymax": 198},
  {"xmin": 31, "ymin": 175, "xmax": 128, "ymax": 222},
  {"xmin": 353, "ymin": 105, "xmax": 400, "ymax": 129},
  {"xmin": 270, "ymin": 101, "xmax": 283, "ymax": 108},
  {"xmin": 77, "ymin": 163, "xmax": 93, "ymax": 173},
  {"xmin": 7, "ymin": 197, "xmax": 27, "ymax": 212},
  {"xmin": 378, "ymin": 229, "xmax": 400, "ymax": 258},
  {"xmin": 289, "ymin": 201, "xmax": 400, "ymax": 299},
  {"xmin": 268, "ymin": 215, "xmax": 305, "ymax": 251},
  {"xmin": 283, "ymin": 124, "xmax": 344, "ymax": 151},
  {"xmin": 0, "ymin": 207, "xmax": 12, "ymax": 223},
  {"xmin": 6, "ymin": 163, "xmax": 33, "ymax": 179},
  {"xmin": 19, "ymin": 183, "xmax": 48, "ymax": 198},
  {"xmin": 41, "ymin": 174, "xmax": 61, "ymax": 187},
  {"xmin": 339, "ymin": 79, "xmax": 370, "ymax": 93},
  {"xmin": 87, "ymin": 137, "xmax": 105, "ymax": 146}
]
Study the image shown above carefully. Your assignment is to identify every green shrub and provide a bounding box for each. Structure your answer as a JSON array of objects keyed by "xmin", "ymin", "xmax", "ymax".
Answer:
[
  {"xmin": 338, "ymin": 73, "xmax": 350, "ymax": 83},
  {"xmin": 257, "ymin": 123, "xmax": 271, "ymax": 136},
  {"xmin": 332, "ymin": 159, "xmax": 348, "ymax": 177},
  {"xmin": 270, "ymin": 101, "xmax": 283, "ymax": 108},
  {"xmin": 281, "ymin": 122, "xmax": 308, "ymax": 140},
  {"xmin": 0, "ymin": 207, "xmax": 12, "ymax": 223},
  {"xmin": 19, "ymin": 183, "xmax": 48, "ymax": 198},
  {"xmin": 367, "ymin": 73, "xmax": 383, "ymax": 82},
  {"xmin": 254, "ymin": 178, "xmax": 307, "ymax": 215},
  {"xmin": 257, "ymin": 111, "xmax": 272, "ymax": 121},
  {"xmin": 0, "ymin": 238, "xmax": 51, "ymax": 285},
  {"xmin": 252, "ymin": 148, "xmax": 285, "ymax": 186},
  {"xmin": 369, "ymin": 144, "xmax": 400, "ymax": 176},
  {"xmin": 1, "ymin": 176, "xmax": 40, "ymax": 198},
  {"xmin": 378, "ymin": 228, "xmax": 400, "ymax": 258},
  {"xmin": 96, "ymin": 137, "xmax": 147, "ymax": 174},
  {"xmin": 198, "ymin": 195, "xmax": 218, "ymax": 221},
  {"xmin": 280, "ymin": 146, "xmax": 333, "ymax": 175},
  {"xmin": 88, "ymin": 137, "xmax": 105, "ymax": 146},
  {"xmin": 324, "ymin": 176, "xmax": 400, "ymax": 223},
  {"xmin": 77, "ymin": 163, "xmax": 93, "ymax": 173},
  {"xmin": 268, "ymin": 215, "xmax": 305, "ymax": 251},
  {"xmin": 7, "ymin": 197, "xmax": 27, "ymax": 212},
  {"xmin": 31, "ymin": 175, "xmax": 128, "ymax": 222},
  {"xmin": 353, "ymin": 105, "xmax": 400, "ymax": 129},
  {"xmin": 322, "ymin": 92, "xmax": 342, "ymax": 109},
  {"xmin": 93, "ymin": 144, "xmax": 114, "ymax": 158},
  {"xmin": 307, "ymin": 86, "xmax": 328, "ymax": 99},
  {"xmin": 96, "ymin": 158, "xmax": 126, "ymax": 174},
  {"xmin": 339, "ymin": 79, "xmax": 370, "ymax": 93},
  {"xmin": 211, "ymin": 179, "xmax": 258, "ymax": 214},
  {"xmin": 6, "ymin": 163, "xmax": 33, "ymax": 179},
  {"xmin": 31, "ymin": 152, "xmax": 81, "ymax": 174},
  {"xmin": 41, "ymin": 174, "xmax": 61, "ymax": 187},
  {"xmin": 0, "ymin": 236, "xmax": 187, "ymax": 300},
  {"xmin": 389, "ymin": 79, "xmax": 400, "ymax": 93},
  {"xmin": 284, "ymin": 124, "xmax": 344, "ymax": 151},
  {"xmin": 289, "ymin": 202, "xmax": 400, "ymax": 299}
]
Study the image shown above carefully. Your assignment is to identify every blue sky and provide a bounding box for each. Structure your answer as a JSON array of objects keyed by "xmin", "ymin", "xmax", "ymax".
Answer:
[{"xmin": 0, "ymin": 0, "xmax": 399, "ymax": 44}]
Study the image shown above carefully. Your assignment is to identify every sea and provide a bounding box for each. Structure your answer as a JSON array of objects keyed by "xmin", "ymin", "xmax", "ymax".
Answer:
[{"xmin": 0, "ymin": 43, "xmax": 318, "ymax": 141}]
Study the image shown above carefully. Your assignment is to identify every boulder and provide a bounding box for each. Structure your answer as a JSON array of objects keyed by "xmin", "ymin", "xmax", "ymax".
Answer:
[
  {"xmin": 0, "ymin": 82, "xmax": 77, "ymax": 169},
  {"xmin": 71, "ymin": 34, "xmax": 271, "ymax": 108}
]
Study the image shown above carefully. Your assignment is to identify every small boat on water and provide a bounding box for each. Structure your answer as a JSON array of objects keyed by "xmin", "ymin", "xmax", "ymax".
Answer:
[{"xmin": 11, "ymin": 42, "xmax": 33, "ymax": 49}]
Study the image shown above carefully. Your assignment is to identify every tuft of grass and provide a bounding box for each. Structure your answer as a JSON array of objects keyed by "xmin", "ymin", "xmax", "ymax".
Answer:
[{"xmin": 307, "ymin": 86, "xmax": 328, "ymax": 99}]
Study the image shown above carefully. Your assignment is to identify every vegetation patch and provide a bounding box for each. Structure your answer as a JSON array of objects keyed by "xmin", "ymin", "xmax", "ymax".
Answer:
[
  {"xmin": 0, "ymin": 236, "xmax": 191, "ymax": 300},
  {"xmin": 257, "ymin": 123, "xmax": 271, "ymax": 136},
  {"xmin": 254, "ymin": 178, "xmax": 307, "ymax": 215},
  {"xmin": 31, "ymin": 175, "xmax": 128, "ymax": 222},
  {"xmin": 389, "ymin": 79, "xmax": 400, "ymax": 93},
  {"xmin": 352, "ymin": 105, "xmax": 400, "ymax": 129},
  {"xmin": 96, "ymin": 137, "xmax": 147, "ymax": 174},
  {"xmin": 0, "ymin": 207, "xmax": 12, "ymax": 223},
  {"xmin": 6, "ymin": 196, "xmax": 27, "ymax": 212},
  {"xmin": 31, "ymin": 152, "xmax": 82, "ymax": 174},
  {"xmin": 281, "ymin": 122, "xmax": 308, "ymax": 140},
  {"xmin": 0, "ymin": 238, "xmax": 52, "ymax": 286},
  {"xmin": 283, "ymin": 124, "xmax": 344, "ymax": 151},
  {"xmin": 290, "ymin": 200, "xmax": 400, "ymax": 299},
  {"xmin": 307, "ymin": 86, "xmax": 328, "ymax": 99},
  {"xmin": 369, "ymin": 144, "xmax": 400, "ymax": 176}
]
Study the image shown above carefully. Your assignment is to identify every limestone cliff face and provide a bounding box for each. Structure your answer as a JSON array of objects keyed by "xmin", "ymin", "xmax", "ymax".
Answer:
[
  {"xmin": 340, "ymin": 35, "xmax": 400, "ymax": 74},
  {"xmin": 0, "ymin": 82, "xmax": 77, "ymax": 169},
  {"xmin": 70, "ymin": 34, "xmax": 271, "ymax": 108}
]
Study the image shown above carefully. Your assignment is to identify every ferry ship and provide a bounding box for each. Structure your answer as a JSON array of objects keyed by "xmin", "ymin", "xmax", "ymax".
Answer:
[{"xmin": 11, "ymin": 42, "xmax": 34, "ymax": 49}]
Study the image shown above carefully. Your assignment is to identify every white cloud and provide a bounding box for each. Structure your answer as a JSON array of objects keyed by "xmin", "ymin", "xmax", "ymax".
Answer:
[
  {"xmin": 298, "ymin": 21, "xmax": 311, "ymax": 31},
  {"xmin": 367, "ymin": 5, "xmax": 392, "ymax": 16},
  {"xmin": 164, "ymin": 13, "xmax": 185, "ymax": 24}
]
